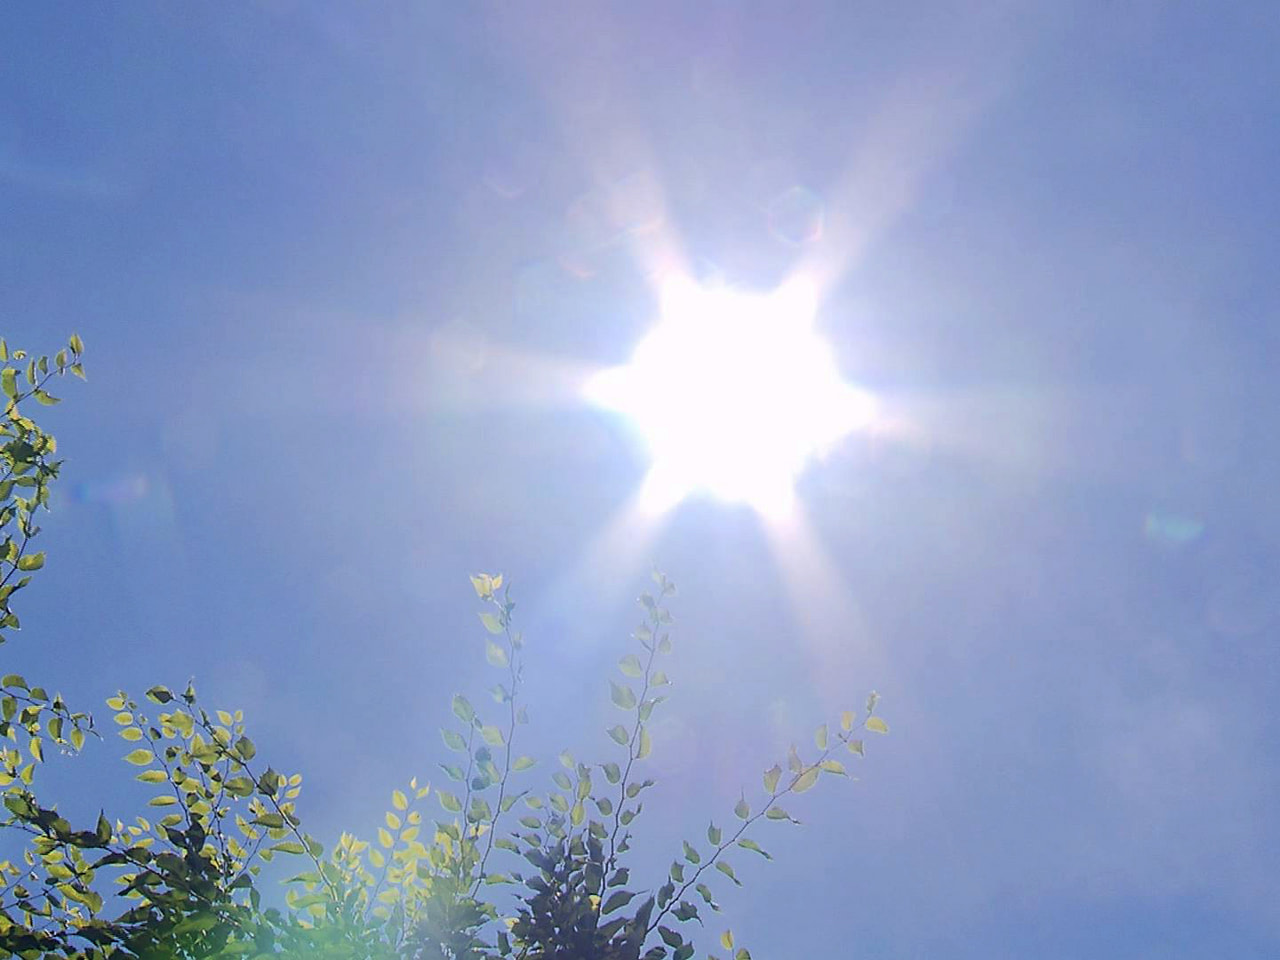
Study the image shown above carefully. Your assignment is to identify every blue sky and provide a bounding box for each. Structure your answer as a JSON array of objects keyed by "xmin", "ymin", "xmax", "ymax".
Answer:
[{"xmin": 5, "ymin": 2, "xmax": 1280, "ymax": 956}]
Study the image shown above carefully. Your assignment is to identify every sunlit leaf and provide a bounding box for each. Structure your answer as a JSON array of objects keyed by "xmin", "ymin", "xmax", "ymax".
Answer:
[
  {"xmin": 715, "ymin": 861, "xmax": 741, "ymax": 886},
  {"xmin": 792, "ymin": 768, "xmax": 819, "ymax": 793},
  {"xmin": 610, "ymin": 681, "xmax": 637, "ymax": 710},
  {"xmin": 763, "ymin": 764, "xmax": 781, "ymax": 794}
]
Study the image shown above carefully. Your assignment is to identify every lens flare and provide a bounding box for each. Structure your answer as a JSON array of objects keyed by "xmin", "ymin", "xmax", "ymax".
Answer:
[{"xmin": 585, "ymin": 275, "xmax": 875, "ymax": 516}]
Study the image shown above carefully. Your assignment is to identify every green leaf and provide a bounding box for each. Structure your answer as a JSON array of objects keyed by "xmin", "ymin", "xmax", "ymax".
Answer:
[
  {"xmin": 683, "ymin": 840, "xmax": 700, "ymax": 864},
  {"xmin": 437, "ymin": 791, "xmax": 462, "ymax": 813},
  {"xmin": 787, "ymin": 744, "xmax": 803, "ymax": 773},
  {"xmin": 480, "ymin": 724, "xmax": 505, "ymax": 746},
  {"xmin": 124, "ymin": 749, "xmax": 154, "ymax": 766},
  {"xmin": 866, "ymin": 716, "xmax": 889, "ymax": 734},
  {"xmin": 819, "ymin": 759, "xmax": 848, "ymax": 776},
  {"xmin": 618, "ymin": 654, "xmax": 644, "ymax": 678},
  {"xmin": 707, "ymin": 822, "xmax": 722, "ymax": 845},
  {"xmin": 16, "ymin": 553, "xmax": 44, "ymax": 571},
  {"xmin": 392, "ymin": 789, "xmax": 408, "ymax": 811},
  {"xmin": 721, "ymin": 930, "xmax": 735, "ymax": 951},
  {"xmin": 814, "ymin": 724, "xmax": 828, "ymax": 750},
  {"xmin": 602, "ymin": 761, "xmax": 621, "ymax": 783},
  {"xmin": 68, "ymin": 333, "xmax": 84, "ymax": 356},
  {"xmin": 763, "ymin": 764, "xmax": 781, "ymax": 794},
  {"xmin": 1, "ymin": 368, "xmax": 15, "ymax": 400},
  {"xmin": 607, "ymin": 725, "xmax": 629, "ymax": 745},
  {"xmin": 136, "ymin": 770, "xmax": 167, "ymax": 783},
  {"xmin": 441, "ymin": 729, "xmax": 467, "ymax": 752},
  {"xmin": 792, "ymin": 768, "xmax": 819, "ymax": 793},
  {"xmin": 602, "ymin": 889, "xmax": 636, "ymax": 914},
  {"xmin": 637, "ymin": 725, "xmax": 652, "ymax": 759},
  {"xmin": 479, "ymin": 611, "xmax": 505, "ymax": 634},
  {"xmin": 715, "ymin": 861, "xmax": 741, "ymax": 886},
  {"xmin": 610, "ymin": 681, "xmax": 637, "ymax": 710},
  {"xmin": 512, "ymin": 755, "xmax": 536, "ymax": 771},
  {"xmin": 148, "ymin": 795, "xmax": 177, "ymax": 807},
  {"xmin": 765, "ymin": 806, "xmax": 793, "ymax": 822},
  {"xmin": 451, "ymin": 695, "xmax": 475, "ymax": 723},
  {"xmin": 734, "ymin": 795, "xmax": 750, "ymax": 819},
  {"xmin": 840, "ymin": 710, "xmax": 855, "ymax": 732},
  {"xmin": 32, "ymin": 389, "xmax": 59, "ymax": 406},
  {"xmin": 737, "ymin": 838, "xmax": 771, "ymax": 859},
  {"xmin": 485, "ymin": 638, "xmax": 509, "ymax": 667},
  {"xmin": 658, "ymin": 927, "xmax": 683, "ymax": 949},
  {"xmin": 847, "ymin": 739, "xmax": 865, "ymax": 757}
]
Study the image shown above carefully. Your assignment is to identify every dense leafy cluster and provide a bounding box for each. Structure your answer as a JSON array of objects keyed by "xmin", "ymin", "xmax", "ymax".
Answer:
[{"xmin": 0, "ymin": 339, "xmax": 888, "ymax": 959}]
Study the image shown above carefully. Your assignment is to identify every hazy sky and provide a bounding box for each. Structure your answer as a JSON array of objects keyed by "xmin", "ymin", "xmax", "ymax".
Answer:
[{"xmin": 5, "ymin": 3, "xmax": 1279, "ymax": 957}]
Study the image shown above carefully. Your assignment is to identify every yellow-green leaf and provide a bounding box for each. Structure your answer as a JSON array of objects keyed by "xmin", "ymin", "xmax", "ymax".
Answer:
[
  {"xmin": 792, "ymin": 768, "xmax": 819, "ymax": 793},
  {"xmin": 763, "ymin": 764, "xmax": 781, "ymax": 794},
  {"xmin": 124, "ymin": 749, "xmax": 154, "ymax": 766},
  {"xmin": 485, "ymin": 638, "xmax": 509, "ymax": 667},
  {"xmin": 866, "ymin": 717, "xmax": 889, "ymax": 734}
]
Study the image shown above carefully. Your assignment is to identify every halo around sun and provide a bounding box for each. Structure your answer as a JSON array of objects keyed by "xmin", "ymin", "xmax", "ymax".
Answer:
[{"xmin": 584, "ymin": 275, "xmax": 876, "ymax": 518}]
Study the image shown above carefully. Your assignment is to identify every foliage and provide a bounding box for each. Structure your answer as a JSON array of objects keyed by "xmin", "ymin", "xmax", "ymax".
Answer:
[{"xmin": 0, "ymin": 339, "xmax": 889, "ymax": 959}]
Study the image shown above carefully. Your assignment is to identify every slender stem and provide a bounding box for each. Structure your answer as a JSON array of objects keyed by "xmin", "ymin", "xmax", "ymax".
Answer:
[
  {"xmin": 646, "ymin": 719, "xmax": 868, "ymax": 935},
  {"xmin": 602, "ymin": 621, "xmax": 659, "ymax": 897},
  {"xmin": 472, "ymin": 603, "xmax": 522, "ymax": 893}
]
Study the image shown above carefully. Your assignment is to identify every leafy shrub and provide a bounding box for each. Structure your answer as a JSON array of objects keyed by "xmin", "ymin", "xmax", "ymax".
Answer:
[{"xmin": 0, "ymin": 339, "xmax": 887, "ymax": 959}]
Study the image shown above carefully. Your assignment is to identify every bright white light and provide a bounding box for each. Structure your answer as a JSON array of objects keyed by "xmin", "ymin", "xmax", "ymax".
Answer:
[{"xmin": 585, "ymin": 275, "xmax": 876, "ymax": 517}]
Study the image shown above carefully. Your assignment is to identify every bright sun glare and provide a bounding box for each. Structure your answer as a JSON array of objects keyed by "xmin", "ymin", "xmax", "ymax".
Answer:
[{"xmin": 585, "ymin": 275, "xmax": 876, "ymax": 518}]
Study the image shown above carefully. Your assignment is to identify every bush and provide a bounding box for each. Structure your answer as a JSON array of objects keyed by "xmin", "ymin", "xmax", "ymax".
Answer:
[{"xmin": 0, "ymin": 338, "xmax": 887, "ymax": 959}]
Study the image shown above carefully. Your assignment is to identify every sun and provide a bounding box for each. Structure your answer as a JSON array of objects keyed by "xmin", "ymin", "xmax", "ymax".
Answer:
[{"xmin": 584, "ymin": 275, "xmax": 876, "ymax": 517}]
